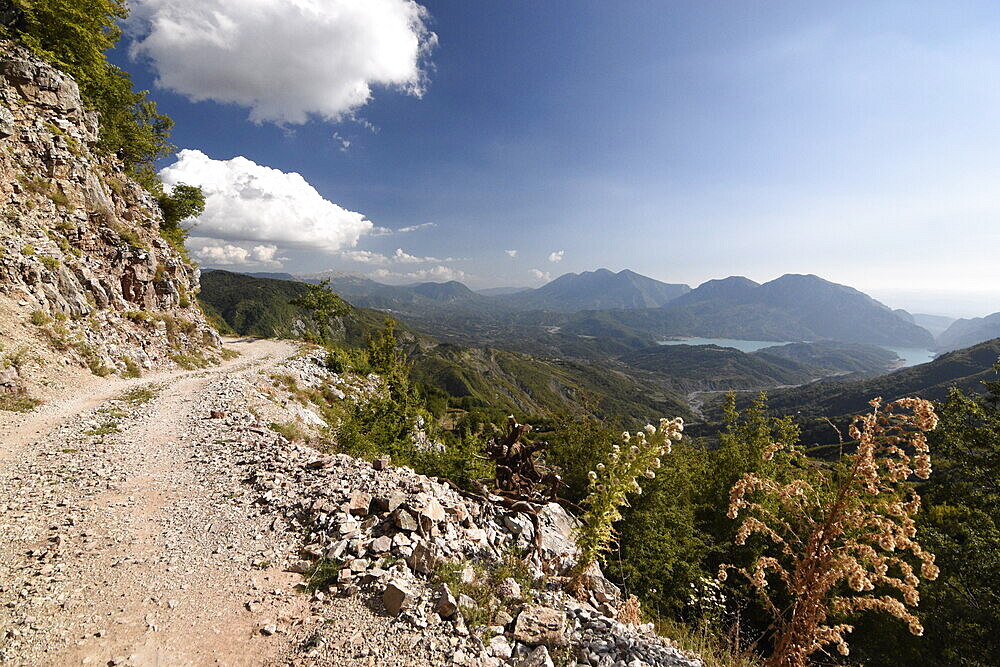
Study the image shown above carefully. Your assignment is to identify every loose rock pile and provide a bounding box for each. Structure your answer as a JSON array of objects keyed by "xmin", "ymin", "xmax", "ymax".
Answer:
[{"xmin": 232, "ymin": 352, "xmax": 705, "ymax": 666}]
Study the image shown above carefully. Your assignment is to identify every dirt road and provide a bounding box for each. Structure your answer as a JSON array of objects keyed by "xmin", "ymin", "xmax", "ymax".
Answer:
[{"xmin": 0, "ymin": 338, "xmax": 313, "ymax": 665}]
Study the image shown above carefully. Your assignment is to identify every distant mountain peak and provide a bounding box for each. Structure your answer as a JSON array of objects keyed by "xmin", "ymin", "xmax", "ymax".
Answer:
[{"xmin": 498, "ymin": 268, "xmax": 691, "ymax": 312}]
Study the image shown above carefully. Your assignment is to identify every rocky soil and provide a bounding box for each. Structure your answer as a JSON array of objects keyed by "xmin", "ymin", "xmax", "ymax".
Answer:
[{"xmin": 0, "ymin": 339, "xmax": 702, "ymax": 666}]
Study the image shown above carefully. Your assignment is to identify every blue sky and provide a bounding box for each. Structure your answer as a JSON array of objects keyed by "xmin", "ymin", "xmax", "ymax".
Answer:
[{"xmin": 114, "ymin": 1, "xmax": 1000, "ymax": 316}]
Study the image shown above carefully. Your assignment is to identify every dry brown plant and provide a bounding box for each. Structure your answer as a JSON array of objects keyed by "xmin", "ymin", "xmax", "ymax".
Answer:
[
  {"xmin": 719, "ymin": 397, "xmax": 940, "ymax": 667},
  {"xmin": 618, "ymin": 594, "xmax": 642, "ymax": 626}
]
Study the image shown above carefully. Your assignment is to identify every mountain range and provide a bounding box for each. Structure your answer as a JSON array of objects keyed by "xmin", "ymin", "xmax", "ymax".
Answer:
[
  {"xmin": 494, "ymin": 268, "xmax": 690, "ymax": 312},
  {"xmin": 201, "ymin": 271, "xmax": 911, "ymax": 404},
  {"xmin": 260, "ymin": 269, "xmax": 938, "ymax": 348},
  {"xmin": 937, "ymin": 312, "xmax": 1000, "ymax": 353},
  {"xmin": 554, "ymin": 274, "xmax": 934, "ymax": 347}
]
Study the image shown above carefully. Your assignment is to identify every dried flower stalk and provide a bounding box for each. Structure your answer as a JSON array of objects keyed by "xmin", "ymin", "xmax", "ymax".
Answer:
[{"xmin": 720, "ymin": 398, "xmax": 939, "ymax": 667}]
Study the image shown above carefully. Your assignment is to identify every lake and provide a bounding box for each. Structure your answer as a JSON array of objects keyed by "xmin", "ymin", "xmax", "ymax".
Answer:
[
  {"xmin": 881, "ymin": 347, "xmax": 937, "ymax": 367},
  {"xmin": 658, "ymin": 338, "xmax": 936, "ymax": 368}
]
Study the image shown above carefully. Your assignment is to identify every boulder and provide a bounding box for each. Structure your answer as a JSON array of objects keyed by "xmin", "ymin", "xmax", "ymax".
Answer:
[
  {"xmin": 496, "ymin": 577, "xmax": 522, "ymax": 601},
  {"xmin": 393, "ymin": 508, "xmax": 418, "ymax": 532},
  {"xmin": 521, "ymin": 645, "xmax": 555, "ymax": 667},
  {"xmin": 382, "ymin": 580, "xmax": 413, "ymax": 616},
  {"xmin": 488, "ymin": 636, "xmax": 512, "ymax": 660},
  {"xmin": 434, "ymin": 583, "xmax": 458, "ymax": 619},
  {"xmin": 369, "ymin": 535, "xmax": 392, "ymax": 553},
  {"xmin": 406, "ymin": 542, "xmax": 441, "ymax": 575},
  {"xmin": 513, "ymin": 606, "xmax": 567, "ymax": 646},
  {"xmin": 348, "ymin": 491, "xmax": 372, "ymax": 516},
  {"xmin": 0, "ymin": 105, "xmax": 13, "ymax": 138}
]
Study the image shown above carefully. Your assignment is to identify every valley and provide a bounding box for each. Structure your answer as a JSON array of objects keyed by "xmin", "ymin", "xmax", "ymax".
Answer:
[
  {"xmin": 200, "ymin": 269, "xmax": 999, "ymax": 436},
  {"xmin": 3, "ymin": 5, "xmax": 999, "ymax": 666}
]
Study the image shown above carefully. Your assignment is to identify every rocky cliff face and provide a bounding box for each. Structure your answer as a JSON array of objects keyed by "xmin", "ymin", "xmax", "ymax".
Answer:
[{"xmin": 0, "ymin": 41, "xmax": 219, "ymax": 389}]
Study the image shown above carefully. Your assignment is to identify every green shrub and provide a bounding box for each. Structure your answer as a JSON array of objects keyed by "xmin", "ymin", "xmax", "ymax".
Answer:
[
  {"xmin": 324, "ymin": 346, "xmax": 352, "ymax": 374},
  {"xmin": 302, "ymin": 558, "xmax": 343, "ymax": 593},
  {"xmin": 289, "ymin": 280, "xmax": 350, "ymax": 344},
  {"xmin": 573, "ymin": 418, "xmax": 684, "ymax": 583},
  {"xmin": 30, "ymin": 309, "xmax": 52, "ymax": 326},
  {"xmin": 121, "ymin": 386, "xmax": 157, "ymax": 406},
  {"xmin": 269, "ymin": 420, "xmax": 313, "ymax": 444},
  {"xmin": 432, "ymin": 551, "xmax": 539, "ymax": 631},
  {"xmin": 121, "ymin": 356, "xmax": 141, "ymax": 378},
  {"xmin": 156, "ymin": 183, "xmax": 204, "ymax": 254},
  {"xmin": 43, "ymin": 323, "xmax": 72, "ymax": 350},
  {"xmin": 39, "ymin": 255, "xmax": 59, "ymax": 272}
]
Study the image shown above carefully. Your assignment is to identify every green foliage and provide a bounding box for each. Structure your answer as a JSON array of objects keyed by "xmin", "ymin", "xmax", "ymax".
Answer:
[
  {"xmin": 432, "ymin": 551, "xmax": 539, "ymax": 631},
  {"xmin": 545, "ymin": 412, "xmax": 617, "ymax": 504},
  {"xmin": 39, "ymin": 255, "xmax": 60, "ymax": 272},
  {"xmin": 156, "ymin": 183, "xmax": 204, "ymax": 254},
  {"xmin": 0, "ymin": 391, "xmax": 41, "ymax": 412},
  {"xmin": 121, "ymin": 356, "xmax": 140, "ymax": 378},
  {"xmin": 269, "ymin": 420, "xmax": 315, "ymax": 445},
  {"xmin": 6, "ymin": 0, "xmax": 174, "ymax": 174},
  {"xmin": 323, "ymin": 346, "xmax": 352, "ymax": 374},
  {"xmin": 289, "ymin": 280, "xmax": 351, "ymax": 344},
  {"xmin": 850, "ymin": 369, "xmax": 1000, "ymax": 666},
  {"xmin": 334, "ymin": 321, "xmax": 428, "ymax": 463},
  {"xmin": 574, "ymin": 419, "xmax": 684, "ymax": 581},
  {"xmin": 593, "ymin": 393, "xmax": 802, "ymax": 656},
  {"xmin": 30, "ymin": 309, "xmax": 51, "ymax": 326},
  {"xmin": 653, "ymin": 617, "xmax": 762, "ymax": 667},
  {"xmin": 169, "ymin": 350, "xmax": 213, "ymax": 370},
  {"xmin": 608, "ymin": 438, "xmax": 714, "ymax": 618},
  {"xmin": 121, "ymin": 386, "xmax": 157, "ymax": 406},
  {"xmin": 16, "ymin": 174, "xmax": 72, "ymax": 209},
  {"xmin": 1, "ymin": 345, "xmax": 32, "ymax": 372},
  {"xmin": 302, "ymin": 558, "xmax": 343, "ymax": 593},
  {"xmin": 705, "ymin": 394, "xmax": 798, "ymax": 545}
]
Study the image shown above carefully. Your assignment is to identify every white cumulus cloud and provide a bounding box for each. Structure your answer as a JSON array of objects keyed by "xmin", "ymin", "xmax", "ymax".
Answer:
[
  {"xmin": 188, "ymin": 238, "xmax": 284, "ymax": 268},
  {"xmin": 372, "ymin": 265, "xmax": 466, "ymax": 283},
  {"xmin": 159, "ymin": 149, "xmax": 373, "ymax": 254},
  {"xmin": 548, "ymin": 250, "xmax": 565, "ymax": 263},
  {"xmin": 338, "ymin": 247, "xmax": 457, "ymax": 265},
  {"xmin": 530, "ymin": 269, "xmax": 552, "ymax": 283},
  {"xmin": 338, "ymin": 249, "xmax": 389, "ymax": 264},
  {"xmin": 505, "ymin": 249, "xmax": 518, "ymax": 258},
  {"xmin": 128, "ymin": 0, "xmax": 437, "ymax": 124},
  {"xmin": 397, "ymin": 222, "xmax": 436, "ymax": 233},
  {"xmin": 371, "ymin": 222, "xmax": 436, "ymax": 236}
]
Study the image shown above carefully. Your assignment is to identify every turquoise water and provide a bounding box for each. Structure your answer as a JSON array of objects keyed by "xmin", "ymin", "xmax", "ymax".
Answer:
[
  {"xmin": 657, "ymin": 337, "xmax": 792, "ymax": 353},
  {"xmin": 882, "ymin": 346, "xmax": 937, "ymax": 367},
  {"xmin": 658, "ymin": 338, "xmax": 937, "ymax": 368}
]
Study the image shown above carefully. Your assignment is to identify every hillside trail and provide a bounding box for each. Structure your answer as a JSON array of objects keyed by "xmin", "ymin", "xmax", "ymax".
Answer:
[{"xmin": 0, "ymin": 338, "xmax": 315, "ymax": 665}]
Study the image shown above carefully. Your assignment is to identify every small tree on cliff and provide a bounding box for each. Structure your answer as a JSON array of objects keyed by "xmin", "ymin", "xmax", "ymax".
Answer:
[
  {"xmin": 289, "ymin": 280, "xmax": 350, "ymax": 344},
  {"xmin": 156, "ymin": 183, "xmax": 205, "ymax": 253}
]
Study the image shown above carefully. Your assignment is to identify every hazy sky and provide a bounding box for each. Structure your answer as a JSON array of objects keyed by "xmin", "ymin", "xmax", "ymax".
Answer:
[{"xmin": 114, "ymin": 1, "xmax": 1000, "ymax": 317}]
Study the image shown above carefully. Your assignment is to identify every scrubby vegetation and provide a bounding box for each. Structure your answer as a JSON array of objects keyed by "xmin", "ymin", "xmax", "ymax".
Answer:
[{"xmin": 3, "ymin": 0, "xmax": 173, "ymax": 176}]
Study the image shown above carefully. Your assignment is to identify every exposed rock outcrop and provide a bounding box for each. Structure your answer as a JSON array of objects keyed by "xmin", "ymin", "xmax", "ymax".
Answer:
[{"xmin": 0, "ymin": 41, "xmax": 219, "ymax": 381}]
